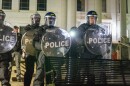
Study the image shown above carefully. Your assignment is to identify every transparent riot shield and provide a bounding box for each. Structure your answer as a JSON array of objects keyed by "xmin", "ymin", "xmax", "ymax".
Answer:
[
  {"xmin": 21, "ymin": 29, "xmax": 37, "ymax": 56},
  {"xmin": 41, "ymin": 27, "xmax": 71, "ymax": 57},
  {"xmin": 0, "ymin": 22, "xmax": 17, "ymax": 53},
  {"xmin": 84, "ymin": 24, "xmax": 112, "ymax": 59}
]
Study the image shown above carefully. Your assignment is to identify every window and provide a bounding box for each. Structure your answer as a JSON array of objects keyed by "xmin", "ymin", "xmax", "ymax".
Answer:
[
  {"xmin": 117, "ymin": 0, "xmax": 128, "ymax": 13},
  {"xmin": 77, "ymin": 0, "xmax": 85, "ymax": 11},
  {"xmin": 2, "ymin": 0, "xmax": 12, "ymax": 9},
  {"xmin": 117, "ymin": 0, "xmax": 120, "ymax": 13},
  {"xmin": 20, "ymin": 0, "xmax": 29, "ymax": 10},
  {"xmin": 37, "ymin": 0, "xmax": 47, "ymax": 11},
  {"xmin": 102, "ymin": 0, "xmax": 106, "ymax": 13},
  {"xmin": 126, "ymin": 0, "xmax": 128, "ymax": 13}
]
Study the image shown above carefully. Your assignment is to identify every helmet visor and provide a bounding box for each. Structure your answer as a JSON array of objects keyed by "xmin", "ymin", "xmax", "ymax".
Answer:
[
  {"xmin": 32, "ymin": 17, "xmax": 40, "ymax": 25},
  {"xmin": 87, "ymin": 16, "xmax": 97, "ymax": 25},
  {"xmin": 45, "ymin": 17, "xmax": 56, "ymax": 27}
]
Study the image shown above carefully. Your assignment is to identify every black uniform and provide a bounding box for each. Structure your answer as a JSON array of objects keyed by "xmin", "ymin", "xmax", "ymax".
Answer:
[
  {"xmin": 77, "ymin": 23, "xmax": 106, "ymax": 86},
  {"xmin": 33, "ymin": 25, "xmax": 66, "ymax": 86},
  {"xmin": 33, "ymin": 12, "xmax": 65, "ymax": 86},
  {"xmin": 23, "ymin": 24, "xmax": 39, "ymax": 86},
  {"xmin": 0, "ymin": 25, "xmax": 13, "ymax": 86},
  {"xmin": 22, "ymin": 12, "xmax": 41, "ymax": 86},
  {"xmin": 33, "ymin": 25, "xmax": 51, "ymax": 86},
  {"xmin": 77, "ymin": 23, "xmax": 102, "ymax": 58},
  {"xmin": 76, "ymin": 23, "xmax": 104, "ymax": 85}
]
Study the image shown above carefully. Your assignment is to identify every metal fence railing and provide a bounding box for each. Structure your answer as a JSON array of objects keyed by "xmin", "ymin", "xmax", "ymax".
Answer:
[{"xmin": 45, "ymin": 57, "xmax": 130, "ymax": 86}]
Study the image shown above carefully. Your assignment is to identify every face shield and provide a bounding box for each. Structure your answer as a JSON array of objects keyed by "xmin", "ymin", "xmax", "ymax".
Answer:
[
  {"xmin": 0, "ymin": 13, "xmax": 5, "ymax": 26},
  {"xmin": 87, "ymin": 16, "xmax": 97, "ymax": 25},
  {"xmin": 32, "ymin": 17, "xmax": 40, "ymax": 25},
  {"xmin": 45, "ymin": 17, "xmax": 56, "ymax": 27},
  {"xmin": 31, "ymin": 13, "xmax": 41, "ymax": 26}
]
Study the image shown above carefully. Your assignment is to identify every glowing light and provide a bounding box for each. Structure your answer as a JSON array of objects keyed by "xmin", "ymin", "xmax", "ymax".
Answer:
[{"xmin": 70, "ymin": 31, "xmax": 76, "ymax": 37}]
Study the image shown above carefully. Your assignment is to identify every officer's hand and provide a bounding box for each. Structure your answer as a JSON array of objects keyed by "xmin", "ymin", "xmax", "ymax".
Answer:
[
  {"xmin": 8, "ymin": 62, "xmax": 12, "ymax": 71},
  {"xmin": 25, "ymin": 24, "xmax": 31, "ymax": 31},
  {"xmin": 22, "ymin": 52, "xmax": 26, "ymax": 59}
]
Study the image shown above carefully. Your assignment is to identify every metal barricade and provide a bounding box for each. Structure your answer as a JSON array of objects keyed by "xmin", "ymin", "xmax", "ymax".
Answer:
[{"xmin": 45, "ymin": 57, "xmax": 130, "ymax": 86}]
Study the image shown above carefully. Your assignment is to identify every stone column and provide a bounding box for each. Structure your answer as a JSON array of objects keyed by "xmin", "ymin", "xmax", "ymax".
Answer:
[
  {"xmin": 12, "ymin": 0, "xmax": 19, "ymax": 11},
  {"xmin": 94, "ymin": 0, "xmax": 102, "ymax": 23},
  {"xmin": 87, "ymin": 0, "xmax": 102, "ymax": 23},
  {"xmin": 120, "ymin": 0, "xmax": 128, "ymax": 60},
  {"xmin": 29, "ymin": 0, "xmax": 37, "ymax": 12},
  {"xmin": 67, "ymin": 0, "xmax": 77, "ymax": 30},
  {"xmin": 47, "ymin": 0, "xmax": 67, "ymax": 29},
  {"xmin": 0, "ymin": 0, "xmax": 2, "ymax": 9},
  {"xmin": 59, "ymin": 0, "xmax": 67, "ymax": 29},
  {"xmin": 120, "ymin": 0, "xmax": 126, "ymax": 37},
  {"xmin": 85, "ymin": 0, "xmax": 88, "ymax": 12},
  {"xmin": 110, "ymin": 0, "xmax": 118, "ymax": 41},
  {"xmin": 128, "ymin": 0, "xmax": 130, "ymax": 13}
]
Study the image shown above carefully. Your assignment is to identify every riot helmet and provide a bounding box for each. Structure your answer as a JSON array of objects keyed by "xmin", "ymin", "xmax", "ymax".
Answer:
[
  {"xmin": 86, "ymin": 10, "xmax": 97, "ymax": 25},
  {"xmin": 0, "ymin": 10, "xmax": 6, "ymax": 26},
  {"xmin": 44, "ymin": 12, "xmax": 56, "ymax": 27},
  {"xmin": 31, "ymin": 12, "xmax": 41, "ymax": 26}
]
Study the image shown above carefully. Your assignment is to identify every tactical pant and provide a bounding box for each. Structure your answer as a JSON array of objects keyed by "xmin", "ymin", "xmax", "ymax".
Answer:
[
  {"xmin": 24, "ymin": 55, "xmax": 36, "ymax": 86},
  {"xmin": 77, "ymin": 53, "xmax": 106, "ymax": 85},
  {"xmin": 12, "ymin": 51, "xmax": 21, "ymax": 80},
  {"xmin": 33, "ymin": 51, "xmax": 45, "ymax": 86},
  {"xmin": 0, "ymin": 61, "xmax": 11, "ymax": 86},
  {"xmin": 33, "ymin": 51, "xmax": 54, "ymax": 86}
]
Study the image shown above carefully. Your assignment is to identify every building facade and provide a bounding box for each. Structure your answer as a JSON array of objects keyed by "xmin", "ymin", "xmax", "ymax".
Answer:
[{"xmin": 0, "ymin": 0, "xmax": 130, "ymax": 42}]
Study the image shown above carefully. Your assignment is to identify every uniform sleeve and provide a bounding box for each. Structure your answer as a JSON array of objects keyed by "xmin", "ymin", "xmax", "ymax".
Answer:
[
  {"xmin": 24, "ymin": 24, "xmax": 32, "ymax": 31},
  {"xmin": 21, "ymin": 34, "xmax": 26, "ymax": 52}
]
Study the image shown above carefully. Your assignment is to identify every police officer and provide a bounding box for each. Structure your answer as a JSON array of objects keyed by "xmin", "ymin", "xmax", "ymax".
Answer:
[
  {"xmin": 0, "ymin": 10, "xmax": 13, "ymax": 86},
  {"xmin": 77, "ymin": 10, "xmax": 102, "ymax": 58},
  {"xmin": 23, "ymin": 12, "xmax": 41, "ymax": 86},
  {"xmin": 12, "ymin": 26, "xmax": 22, "ymax": 81},
  {"xmin": 33, "ymin": 12, "xmax": 57, "ymax": 86},
  {"xmin": 76, "ymin": 10, "xmax": 103, "ymax": 85}
]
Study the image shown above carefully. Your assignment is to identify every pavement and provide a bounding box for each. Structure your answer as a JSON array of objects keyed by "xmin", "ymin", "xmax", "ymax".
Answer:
[
  {"xmin": 0, "ymin": 58, "xmax": 34, "ymax": 86},
  {"xmin": 0, "ymin": 58, "xmax": 54, "ymax": 86}
]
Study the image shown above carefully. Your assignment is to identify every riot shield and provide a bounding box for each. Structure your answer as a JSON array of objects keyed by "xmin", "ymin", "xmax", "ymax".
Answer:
[
  {"xmin": 84, "ymin": 24, "xmax": 112, "ymax": 58},
  {"xmin": 21, "ymin": 29, "xmax": 37, "ymax": 56},
  {"xmin": 41, "ymin": 27, "xmax": 71, "ymax": 57},
  {"xmin": 0, "ymin": 24, "xmax": 17, "ymax": 53}
]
